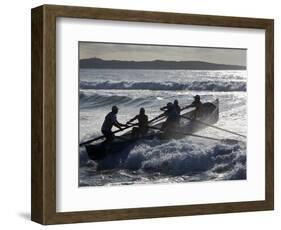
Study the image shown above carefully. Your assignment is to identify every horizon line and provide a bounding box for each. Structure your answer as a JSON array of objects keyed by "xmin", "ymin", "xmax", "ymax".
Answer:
[{"xmin": 79, "ymin": 57, "xmax": 246, "ymax": 67}]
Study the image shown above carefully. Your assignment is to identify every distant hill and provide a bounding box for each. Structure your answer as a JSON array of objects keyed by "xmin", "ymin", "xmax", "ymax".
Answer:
[{"xmin": 79, "ymin": 58, "xmax": 246, "ymax": 70}]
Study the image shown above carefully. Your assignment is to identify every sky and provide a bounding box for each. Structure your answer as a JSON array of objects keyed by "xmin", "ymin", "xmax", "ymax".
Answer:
[{"xmin": 79, "ymin": 42, "xmax": 246, "ymax": 66}]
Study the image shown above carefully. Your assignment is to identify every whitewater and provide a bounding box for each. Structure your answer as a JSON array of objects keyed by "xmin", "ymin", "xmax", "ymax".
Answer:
[{"xmin": 79, "ymin": 69, "xmax": 247, "ymax": 186}]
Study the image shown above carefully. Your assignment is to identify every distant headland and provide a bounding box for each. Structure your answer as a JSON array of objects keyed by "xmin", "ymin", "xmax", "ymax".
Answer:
[{"xmin": 79, "ymin": 58, "xmax": 246, "ymax": 70}]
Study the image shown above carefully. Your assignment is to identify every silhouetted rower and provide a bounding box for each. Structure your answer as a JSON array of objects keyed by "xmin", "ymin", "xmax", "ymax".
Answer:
[
  {"xmin": 183, "ymin": 95, "xmax": 203, "ymax": 119},
  {"xmin": 127, "ymin": 107, "xmax": 149, "ymax": 138},
  {"xmin": 173, "ymin": 99, "xmax": 181, "ymax": 115},
  {"xmin": 101, "ymin": 106, "xmax": 127, "ymax": 143},
  {"xmin": 161, "ymin": 102, "xmax": 180, "ymax": 132}
]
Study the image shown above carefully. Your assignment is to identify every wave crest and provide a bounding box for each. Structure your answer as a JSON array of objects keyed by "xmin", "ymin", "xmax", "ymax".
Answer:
[
  {"xmin": 80, "ymin": 92, "xmax": 157, "ymax": 108},
  {"xmin": 80, "ymin": 80, "xmax": 246, "ymax": 92}
]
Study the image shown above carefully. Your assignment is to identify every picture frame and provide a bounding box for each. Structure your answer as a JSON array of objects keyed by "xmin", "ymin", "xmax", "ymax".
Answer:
[{"xmin": 31, "ymin": 4, "xmax": 274, "ymax": 225}]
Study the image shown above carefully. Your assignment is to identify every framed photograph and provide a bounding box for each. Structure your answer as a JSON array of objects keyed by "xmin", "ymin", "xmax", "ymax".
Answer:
[{"xmin": 31, "ymin": 4, "xmax": 274, "ymax": 225}]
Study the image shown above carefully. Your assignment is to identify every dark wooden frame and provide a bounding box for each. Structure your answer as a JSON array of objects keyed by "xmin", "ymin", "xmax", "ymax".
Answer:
[{"xmin": 31, "ymin": 4, "xmax": 274, "ymax": 225}]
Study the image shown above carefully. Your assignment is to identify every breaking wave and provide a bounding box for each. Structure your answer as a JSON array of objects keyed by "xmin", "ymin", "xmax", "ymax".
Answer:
[
  {"xmin": 80, "ymin": 80, "xmax": 246, "ymax": 92},
  {"xmin": 80, "ymin": 92, "xmax": 160, "ymax": 108},
  {"xmin": 80, "ymin": 138, "xmax": 246, "ymax": 181},
  {"xmin": 80, "ymin": 92, "xmax": 131, "ymax": 107}
]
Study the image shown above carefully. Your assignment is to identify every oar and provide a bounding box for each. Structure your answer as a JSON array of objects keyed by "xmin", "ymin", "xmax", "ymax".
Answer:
[
  {"xmin": 149, "ymin": 106, "xmax": 194, "ymax": 125},
  {"xmin": 148, "ymin": 126, "xmax": 223, "ymax": 142},
  {"xmin": 147, "ymin": 112, "xmax": 166, "ymax": 124},
  {"xmin": 79, "ymin": 124, "xmax": 135, "ymax": 146},
  {"xmin": 181, "ymin": 115, "xmax": 246, "ymax": 138}
]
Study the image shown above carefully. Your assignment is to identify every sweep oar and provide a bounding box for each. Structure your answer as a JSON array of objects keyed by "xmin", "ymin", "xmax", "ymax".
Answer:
[
  {"xmin": 148, "ymin": 126, "xmax": 223, "ymax": 142},
  {"xmin": 181, "ymin": 115, "xmax": 246, "ymax": 138}
]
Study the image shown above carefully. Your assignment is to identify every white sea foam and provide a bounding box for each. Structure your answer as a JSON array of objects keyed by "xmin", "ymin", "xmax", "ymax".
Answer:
[{"xmin": 79, "ymin": 138, "xmax": 246, "ymax": 186}]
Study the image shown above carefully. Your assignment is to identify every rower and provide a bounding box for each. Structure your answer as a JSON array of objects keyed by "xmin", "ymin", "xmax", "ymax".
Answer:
[
  {"xmin": 183, "ymin": 95, "xmax": 203, "ymax": 119},
  {"xmin": 161, "ymin": 102, "xmax": 180, "ymax": 132},
  {"xmin": 101, "ymin": 106, "xmax": 127, "ymax": 144},
  {"xmin": 173, "ymin": 99, "xmax": 181, "ymax": 115},
  {"xmin": 127, "ymin": 107, "xmax": 149, "ymax": 139},
  {"xmin": 161, "ymin": 99, "xmax": 181, "ymax": 116}
]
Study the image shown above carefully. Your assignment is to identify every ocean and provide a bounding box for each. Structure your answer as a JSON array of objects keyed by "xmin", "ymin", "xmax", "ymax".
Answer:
[{"xmin": 79, "ymin": 69, "xmax": 247, "ymax": 186}]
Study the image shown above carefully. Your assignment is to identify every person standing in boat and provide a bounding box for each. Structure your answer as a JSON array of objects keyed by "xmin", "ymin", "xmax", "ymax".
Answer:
[
  {"xmin": 183, "ymin": 95, "xmax": 203, "ymax": 119},
  {"xmin": 101, "ymin": 106, "xmax": 127, "ymax": 143},
  {"xmin": 161, "ymin": 102, "xmax": 180, "ymax": 132},
  {"xmin": 127, "ymin": 107, "xmax": 149, "ymax": 138}
]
